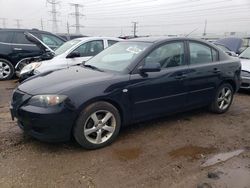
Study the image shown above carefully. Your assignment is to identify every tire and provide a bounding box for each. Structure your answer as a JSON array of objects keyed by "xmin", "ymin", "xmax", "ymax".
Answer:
[
  {"xmin": 210, "ymin": 83, "xmax": 234, "ymax": 114},
  {"xmin": 0, "ymin": 58, "xmax": 15, "ymax": 80},
  {"xmin": 74, "ymin": 102, "xmax": 121, "ymax": 149}
]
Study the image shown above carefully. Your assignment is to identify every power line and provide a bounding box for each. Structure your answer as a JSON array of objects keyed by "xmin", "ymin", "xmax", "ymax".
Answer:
[
  {"xmin": 0, "ymin": 18, "xmax": 7, "ymax": 28},
  {"xmin": 69, "ymin": 3, "xmax": 84, "ymax": 34},
  {"xmin": 47, "ymin": 0, "xmax": 61, "ymax": 33}
]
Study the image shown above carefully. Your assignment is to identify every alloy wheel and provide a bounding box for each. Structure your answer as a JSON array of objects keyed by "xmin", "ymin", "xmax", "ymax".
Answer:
[
  {"xmin": 0, "ymin": 61, "xmax": 11, "ymax": 79},
  {"xmin": 84, "ymin": 110, "xmax": 116, "ymax": 144},
  {"xmin": 217, "ymin": 87, "xmax": 232, "ymax": 110}
]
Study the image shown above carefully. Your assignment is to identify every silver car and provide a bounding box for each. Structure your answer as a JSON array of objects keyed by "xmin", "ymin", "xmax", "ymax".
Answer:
[
  {"xmin": 20, "ymin": 37, "xmax": 123, "ymax": 80},
  {"xmin": 239, "ymin": 47, "xmax": 250, "ymax": 89}
]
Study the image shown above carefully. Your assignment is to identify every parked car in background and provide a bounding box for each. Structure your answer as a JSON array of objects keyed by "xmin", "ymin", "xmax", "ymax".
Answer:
[
  {"xmin": 57, "ymin": 33, "xmax": 88, "ymax": 41},
  {"xmin": 239, "ymin": 47, "xmax": 250, "ymax": 90},
  {"xmin": 0, "ymin": 28, "xmax": 65, "ymax": 80},
  {"xmin": 214, "ymin": 37, "xmax": 244, "ymax": 55},
  {"xmin": 10, "ymin": 37, "xmax": 241, "ymax": 149},
  {"xmin": 214, "ymin": 43, "xmax": 238, "ymax": 57},
  {"xmin": 19, "ymin": 37, "xmax": 123, "ymax": 81}
]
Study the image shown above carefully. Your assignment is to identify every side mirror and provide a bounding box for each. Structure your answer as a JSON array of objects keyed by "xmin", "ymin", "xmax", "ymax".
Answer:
[
  {"xmin": 225, "ymin": 51, "xmax": 238, "ymax": 57},
  {"xmin": 139, "ymin": 61, "xmax": 161, "ymax": 73},
  {"xmin": 67, "ymin": 51, "xmax": 81, "ymax": 58}
]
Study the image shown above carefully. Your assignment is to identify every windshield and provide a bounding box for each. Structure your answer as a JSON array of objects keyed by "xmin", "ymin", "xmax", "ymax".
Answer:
[
  {"xmin": 239, "ymin": 47, "xmax": 250, "ymax": 59},
  {"xmin": 85, "ymin": 41, "xmax": 151, "ymax": 72},
  {"xmin": 54, "ymin": 39, "xmax": 81, "ymax": 56}
]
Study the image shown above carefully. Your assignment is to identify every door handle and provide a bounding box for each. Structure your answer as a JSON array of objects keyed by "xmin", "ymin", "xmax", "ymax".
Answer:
[
  {"xmin": 14, "ymin": 48, "xmax": 23, "ymax": 51},
  {"xmin": 213, "ymin": 68, "xmax": 221, "ymax": 73},
  {"xmin": 174, "ymin": 74, "xmax": 187, "ymax": 80}
]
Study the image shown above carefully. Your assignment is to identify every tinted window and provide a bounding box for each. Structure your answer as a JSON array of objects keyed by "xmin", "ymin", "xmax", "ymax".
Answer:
[
  {"xmin": 13, "ymin": 32, "xmax": 33, "ymax": 44},
  {"xmin": 0, "ymin": 31, "xmax": 13, "ymax": 43},
  {"xmin": 74, "ymin": 40, "xmax": 104, "ymax": 57},
  {"xmin": 41, "ymin": 34, "xmax": 64, "ymax": 48},
  {"xmin": 108, "ymin": 40, "xmax": 118, "ymax": 47},
  {"xmin": 145, "ymin": 42, "xmax": 185, "ymax": 68},
  {"xmin": 189, "ymin": 42, "xmax": 213, "ymax": 64}
]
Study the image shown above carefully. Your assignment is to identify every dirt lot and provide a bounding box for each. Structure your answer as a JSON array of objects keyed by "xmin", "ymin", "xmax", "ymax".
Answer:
[{"xmin": 0, "ymin": 80, "xmax": 250, "ymax": 188}]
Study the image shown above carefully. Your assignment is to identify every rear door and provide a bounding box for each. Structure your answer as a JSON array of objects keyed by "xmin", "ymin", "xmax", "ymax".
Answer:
[
  {"xmin": 186, "ymin": 40, "xmax": 221, "ymax": 108},
  {"xmin": 129, "ymin": 41, "xmax": 189, "ymax": 120},
  {"xmin": 10, "ymin": 31, "xmax": 42, "ymax": 63}
]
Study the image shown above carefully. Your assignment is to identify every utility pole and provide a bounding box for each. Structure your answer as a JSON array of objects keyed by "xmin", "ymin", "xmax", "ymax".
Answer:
[
  {"xmin": 0, "ymin": 18, "xmax": 7, "ymax": 28},
  {"xmin": 47, "ymin": 0, "xmax": 60, "ymax": 33},
  {"xmin": 67, "ymin": 21, "xmax": 70, "ymax": 35},
  {"xmin": 132, "ymin": 21, "xmax": 138, "ymax": 37},
  {"xmin": 203, "ymin": 19, "xmax": 207, "ymax": 37},
  {"xmin": 41, "ymin": 18, "xmax": 44, "ymax": 30},
  {"xmin": 69, "ymin": 3, "xmax": 84, "ymax": 34},
  {"xmin": 14, "ymin": 19, "xmax": 22, "ymax": 29}
]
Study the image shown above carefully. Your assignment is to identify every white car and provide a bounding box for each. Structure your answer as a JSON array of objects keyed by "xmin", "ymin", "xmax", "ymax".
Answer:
[
  {"xmin": 239, "ymin": 47, "xmax": 250, "ymax": 89},
  {"xmin": 20, "ymin": 37, "xmax": 123, "ymax": 80}
]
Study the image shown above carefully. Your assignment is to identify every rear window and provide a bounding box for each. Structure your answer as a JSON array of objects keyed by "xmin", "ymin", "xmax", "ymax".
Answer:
[
  {"xmin": 13, "ymin": 32, "xmax": 33, "ymax": 44},
  {"xmin": 0, "ymin": 31, "xmax": 13, "ymax": 43}
]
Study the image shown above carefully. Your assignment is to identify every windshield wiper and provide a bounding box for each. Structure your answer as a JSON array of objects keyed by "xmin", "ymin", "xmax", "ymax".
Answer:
[
  {"xmin": 83, "ymin": 64, "xmax": 104, "ymax": 72},
  {"xmin": 240, "ymin": 57, "xmax": 250, "ymax": 60}
]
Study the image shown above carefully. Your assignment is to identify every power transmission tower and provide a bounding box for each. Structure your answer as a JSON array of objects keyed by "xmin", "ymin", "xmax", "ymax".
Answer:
[
  {"xmin": 132, "ymin": 22, "xmax": 138, "ymax": 37},
  {"xmin": 41, "ymin": 18, "xmax": 44, "ymax": 30},
  {"xmin": 47, "ymin": 0, "xmax": 60, "ymax": 33},
  {"xmin": 0, "ymin": 18, "xmax": 7, "ymax": 28},
  {"xmin": 14, "ymin": 19, "xmax": 22, "ymax": 29},
  {"xmin": 203, "ymin": 19, "xmax": 207, "ymax": 37},
  {"xmin": 69, "ymin": 3, "xmax": 84, "ymax": 34}
]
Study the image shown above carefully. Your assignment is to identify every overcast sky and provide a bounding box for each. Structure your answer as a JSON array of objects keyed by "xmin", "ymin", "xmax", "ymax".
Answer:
[{"xmin": 0, "ymin": 0, "xmax": 249, "ymax": 36}]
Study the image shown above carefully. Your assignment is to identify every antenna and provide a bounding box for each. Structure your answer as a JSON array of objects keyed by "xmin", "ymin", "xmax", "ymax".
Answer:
[
  {"xmin": 185, "ymin": 28, "xmax": 199, "ymax": 37},
  {"xmin": 69, "ymin": 3, "xmax": 84, "ymax": 34},
  {"xmin": 47, "ymin": 0, "xmax": 61, "ymax": 33}
]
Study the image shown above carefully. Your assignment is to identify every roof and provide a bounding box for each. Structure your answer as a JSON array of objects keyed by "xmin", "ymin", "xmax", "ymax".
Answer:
[
  {"xmin": 128, "ymin": 36, "xmax": 208, "ymax": 43},
  {"xmin": 71, "ymin": 36, "xmax": 123, "ymax": 42}
]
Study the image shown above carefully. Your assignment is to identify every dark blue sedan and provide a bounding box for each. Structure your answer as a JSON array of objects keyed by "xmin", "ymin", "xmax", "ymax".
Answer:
[{"xmin": 10, "ymin": 37, "xmax": 241, "ymax": 149}]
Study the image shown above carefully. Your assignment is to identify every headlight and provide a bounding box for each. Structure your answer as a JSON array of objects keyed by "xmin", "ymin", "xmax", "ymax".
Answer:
[
  {"xmin": 27, "ymin": 95, "xmax": 67, "ymax": 107},
  {"xmin": 20, "ymin": 62, "xmax": 41, "ymax": 75},
  {"xmin": 241, "ymin": 70, "xmax": 250, "ymax": 77}
]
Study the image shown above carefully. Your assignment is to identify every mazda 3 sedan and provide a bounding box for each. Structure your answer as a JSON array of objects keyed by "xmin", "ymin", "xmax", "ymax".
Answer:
[{"xmin": 10, "ymin": 37, "xmax": 241, "ymax": 149}]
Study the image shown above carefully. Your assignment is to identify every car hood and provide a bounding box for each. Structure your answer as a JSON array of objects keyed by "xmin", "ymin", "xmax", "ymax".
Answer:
[
  {"xmin": 24, "ymin": 32, "xmax": 54, "ymax": 53},
  {"xmin": 18, "ymin": 66, "xmax": 115, "ymax": 95},
  {"xmin": 214, "ymin": 37, "xmax": 243, "ymax": 53},
  {"xmin": 240, "ymin": 58, "xmax": 250, "ymax": 72},
  {"xmin": 35, "ymin": 56, "xmax": 91, "ymax": 73}
]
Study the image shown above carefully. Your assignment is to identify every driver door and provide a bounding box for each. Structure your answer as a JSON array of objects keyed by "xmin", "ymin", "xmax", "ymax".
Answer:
[{"xmin": 128, "ymin": 41, "xmax": 189, "ymax": 121}]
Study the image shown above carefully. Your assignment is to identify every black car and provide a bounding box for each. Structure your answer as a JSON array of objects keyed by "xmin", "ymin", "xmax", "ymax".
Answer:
[
  {"xmin": 0, "ymin": 28, "xmax": 65, "ymax": 80},
  {"xmin": 10, "ymin": 37, "xmax": 241, "ymax": 149}
]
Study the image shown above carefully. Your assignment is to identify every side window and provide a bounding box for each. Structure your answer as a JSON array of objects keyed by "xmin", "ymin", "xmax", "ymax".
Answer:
[
  {"xmin": 41, "ymin": 34, "xmax": 64, "ymax": 48},
  {"xmin": 108, "ymin": 40, "xmax": 118, "ymax": 47},
  {"xmin": 145, "ymin": 42, "xmax": 185, "ymax": 68},
  {"xmin": 0, "ymin": 31, "xmax": 13, "ymax": 43},
  {"xmin": 189, "ymin": 42, "xmax": 213, "ymax": 64},
  {"xmin": 74, "ymin": 40, "xmax": 104, "ymax": 57},
  {"xmin": 13, "ymin": 32, "xmax": 33, "ymax": 45}
]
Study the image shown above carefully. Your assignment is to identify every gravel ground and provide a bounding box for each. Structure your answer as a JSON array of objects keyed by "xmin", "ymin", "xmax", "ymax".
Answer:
[{"xmin": 0, "ymin": 80, "xmax": 250, "ymax": 188}]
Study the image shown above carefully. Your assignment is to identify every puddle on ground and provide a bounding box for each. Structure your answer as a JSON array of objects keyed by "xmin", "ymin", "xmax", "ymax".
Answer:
[
  {"xmin": 201, "ymin": 149, "xmax": 245, "ymax": 167},
  {"xmin": 169, "ymin": 146, "xmax": 217, "ymax": 160},
  {"xmin": 113, "ymin": 148, "xmax": 142, "ymax": 161}
]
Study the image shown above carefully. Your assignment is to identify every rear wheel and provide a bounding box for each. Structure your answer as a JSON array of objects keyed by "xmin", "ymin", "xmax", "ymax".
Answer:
[
  {"xmin": 74, "ymin": 102, "xmax": 121, "ymax": 149},
  {"xmin": 210, "ymin": 83, "xmax": 234, "ymax": 113},
  {"xmin": 0, "ymin": 59, "xmax": 14, "ymax": 80}
]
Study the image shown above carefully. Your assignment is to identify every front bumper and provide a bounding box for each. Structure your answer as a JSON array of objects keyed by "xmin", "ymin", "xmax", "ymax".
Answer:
[
  {"xmin": 11, "ymin": 90, "xmax": 76, "ymax": 142},
  {"xmin": 240, "ymin": 76, "xmax": 250, "ymax": 90}
]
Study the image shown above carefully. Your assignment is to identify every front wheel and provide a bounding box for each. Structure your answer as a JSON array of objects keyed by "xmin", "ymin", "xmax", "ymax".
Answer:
[
  {"xmin": 0, "ymin": 59, "xmax": 14, "ymax": 80},
  {"xmin": 210, "ymin": 83, "xmax": 234, "ymax": 114},
  {"xmin": 74, "ymin": 102, "xmax": 121, "ymax": 149}
]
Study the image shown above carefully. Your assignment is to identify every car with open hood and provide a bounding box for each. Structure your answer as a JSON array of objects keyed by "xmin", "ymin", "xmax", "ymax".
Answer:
[
  {"xmin": 0, "ymin": 28, "xmax": 65, "ymax": 80},
  {"xmin": 19, "ymin": 37, "xmax": 123, "ymax": 81},
  {"xmin": 10, "ymin": 37, "xmax": 241, "ymax": 149},
  {"xmin": 239, "ymin": 47, "xmax": 250, "ymax": 89}
]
